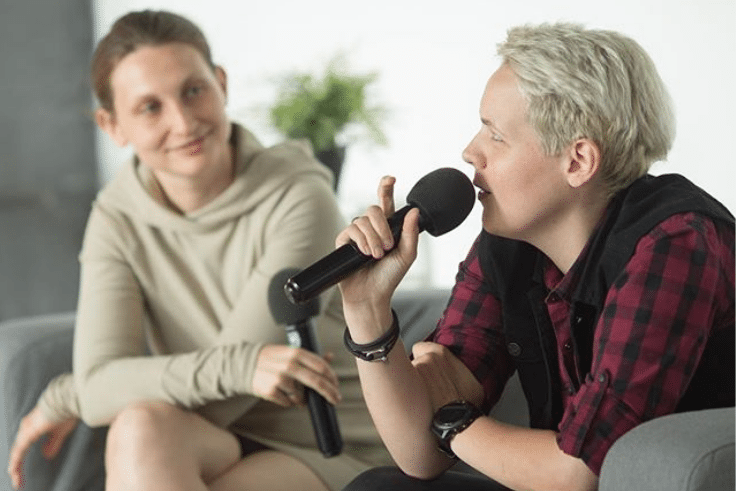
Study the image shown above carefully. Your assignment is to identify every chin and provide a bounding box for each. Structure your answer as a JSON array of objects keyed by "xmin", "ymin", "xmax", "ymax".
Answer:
[{"xmin": 482, "ymin": 219, "xmax": 517, "ymax": 240}]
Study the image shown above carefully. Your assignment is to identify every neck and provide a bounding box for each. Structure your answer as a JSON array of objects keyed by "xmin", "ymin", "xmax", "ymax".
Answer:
[
  {"xmin": 526, "ymin": 190, "xmax": 609, "ymax": 275},
  {"xmin": 152, "ymin": 148, "xmax": 234, "ymax": 214}
]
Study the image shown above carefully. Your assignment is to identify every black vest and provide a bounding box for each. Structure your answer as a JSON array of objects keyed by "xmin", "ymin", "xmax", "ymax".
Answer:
[{"xmin": 478, "ymin": 174, "xmax": 735, "ymax": 429}]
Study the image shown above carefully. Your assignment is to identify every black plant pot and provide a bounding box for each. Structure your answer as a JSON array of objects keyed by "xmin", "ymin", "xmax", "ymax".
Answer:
[{"xmin": 315, "ymin": 146, "xmax": 346, "ymax": 191}]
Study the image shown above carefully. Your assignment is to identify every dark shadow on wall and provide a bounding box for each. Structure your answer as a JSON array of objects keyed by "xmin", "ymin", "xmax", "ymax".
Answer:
[{"xmin": 0, "ymin": 0, "xmax": 97, "ymax": 321}]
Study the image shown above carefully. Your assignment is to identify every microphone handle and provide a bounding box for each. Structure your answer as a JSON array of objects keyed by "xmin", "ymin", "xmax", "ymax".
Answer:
[
  {"xmin": 285, "ymin": 323, "xmax": 343, "ymax": 457},
  {"xmin": 305, "ymin": 387, "xmax": 343, "ymax": 457},
  {"xmin": 285, "ymin": 206, "xmax": 417, "ymax": 304}
]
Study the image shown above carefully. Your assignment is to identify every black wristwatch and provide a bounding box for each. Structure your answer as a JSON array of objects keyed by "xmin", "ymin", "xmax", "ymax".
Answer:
[{"xmin": 431, "ymin": 400, "xmax": 482, "ymax": 458}]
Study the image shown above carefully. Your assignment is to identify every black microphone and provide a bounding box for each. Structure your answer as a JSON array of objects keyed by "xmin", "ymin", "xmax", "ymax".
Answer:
[
  {"xmin": 285, "ymin": 167, "xmax": 475, "ymax": 304},
  {"xmin": 268, "ymin": 268, "xmax": 343, "ymax": 458}
]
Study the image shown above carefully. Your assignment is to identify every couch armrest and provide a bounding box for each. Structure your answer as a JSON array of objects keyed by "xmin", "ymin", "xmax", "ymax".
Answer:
[
  {"xmin": 599, "ymin": 407, "xmax": 735, "ymax": 491},
  {"xmin": 0, "ymin": 313, "xmax": 105, "ymax": 491}
]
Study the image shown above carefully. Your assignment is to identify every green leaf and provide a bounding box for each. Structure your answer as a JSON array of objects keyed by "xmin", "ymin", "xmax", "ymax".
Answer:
[{"xmin": 268, "ymin": 54, "xmax": 388, "ymax": 154}]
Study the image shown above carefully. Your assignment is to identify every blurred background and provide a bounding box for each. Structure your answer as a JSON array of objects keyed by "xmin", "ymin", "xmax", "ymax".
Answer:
[{"xmin": 1, "ymin": 0, "xmax": 734, "ymax": 321}]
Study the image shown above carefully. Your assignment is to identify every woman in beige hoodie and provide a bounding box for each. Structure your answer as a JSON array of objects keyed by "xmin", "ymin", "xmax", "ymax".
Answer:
[{"xmin": 7, "ymin": 10, "xmax": 389, "ymax": 491}]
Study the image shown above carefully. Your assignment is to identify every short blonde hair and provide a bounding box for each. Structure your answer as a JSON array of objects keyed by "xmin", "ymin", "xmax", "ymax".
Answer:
[{"xmin": 498, "ymin": 23, "xmax": 675, "ymax": 196}]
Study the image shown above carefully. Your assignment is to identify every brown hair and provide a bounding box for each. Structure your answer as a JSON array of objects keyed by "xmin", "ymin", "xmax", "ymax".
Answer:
[{"xmin": 91, "ymin": 10, "xmax": 215, "ymax": 112}]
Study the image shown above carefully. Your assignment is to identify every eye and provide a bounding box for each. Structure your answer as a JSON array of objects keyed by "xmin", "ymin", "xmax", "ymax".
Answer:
[
  {"xmin": 137, "ymin": 100, "xmax": 161, "ymax": 115},
  {"xmin": 184, "ymin": 84, "xmax": 204, "ymax": 99},
  {"xmin": 490, "ymin": 132, "xmax": 504, "ymax": 143}
]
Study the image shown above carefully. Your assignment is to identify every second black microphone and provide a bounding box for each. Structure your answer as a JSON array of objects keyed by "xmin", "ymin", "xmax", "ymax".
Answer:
[{"xmin": 268, "ymin": 268, "xmax": 343, "ymax": 458}]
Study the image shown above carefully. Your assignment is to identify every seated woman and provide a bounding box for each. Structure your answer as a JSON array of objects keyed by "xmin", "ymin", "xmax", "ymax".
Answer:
[{"xmin": 7, "ymin": 10, "xmax": 390, "ymax": 491}]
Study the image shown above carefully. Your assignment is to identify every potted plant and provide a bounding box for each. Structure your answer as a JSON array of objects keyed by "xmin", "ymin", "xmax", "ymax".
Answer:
[{"xmin": 269, "ymin": 55, "xmax": 387, "ymax": 189}]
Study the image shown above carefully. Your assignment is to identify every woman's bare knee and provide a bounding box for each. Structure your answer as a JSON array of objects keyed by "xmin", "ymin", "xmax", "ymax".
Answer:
[
  {"xmin": 105, "ymin": 401, "xmax": 240, "ymax": 490},
  {"xmin": 106, "ymin": 401, "xmax": 180, "ymax": 486}
]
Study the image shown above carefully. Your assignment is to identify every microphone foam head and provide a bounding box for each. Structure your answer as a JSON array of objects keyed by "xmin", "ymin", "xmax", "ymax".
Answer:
[
  {"xmin": 268, "ymin": 268, "xmax": 320, "ymax": 324},
  {"xmin": 406, "ymin": 167, "xmax": 475, "ymax": 236}
]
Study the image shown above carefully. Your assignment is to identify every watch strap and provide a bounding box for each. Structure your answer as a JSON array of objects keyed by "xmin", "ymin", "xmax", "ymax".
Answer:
[{"xmin": 431, "ymin": 400, "xmax": 482, "ymax": 459}]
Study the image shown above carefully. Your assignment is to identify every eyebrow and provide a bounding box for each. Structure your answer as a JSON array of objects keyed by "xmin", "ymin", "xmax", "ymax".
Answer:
[
  {"xmin": 128, "ymin": 75, "xmax": 209, "ymax": 105},
  {"xmin": 481, "ymin": 117, "xmax": 506, "ymax": 136}
]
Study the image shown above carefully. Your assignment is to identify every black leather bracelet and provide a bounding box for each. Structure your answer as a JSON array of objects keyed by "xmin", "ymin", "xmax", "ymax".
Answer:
[{"xmin": 344, "ymin": 309, "xmax": 400, "ymax": 362}]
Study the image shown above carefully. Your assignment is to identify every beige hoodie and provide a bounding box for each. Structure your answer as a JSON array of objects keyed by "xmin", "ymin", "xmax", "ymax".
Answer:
[{"xmin": 38, "ymin": 124, "xmax": 389, "ymax": 488}]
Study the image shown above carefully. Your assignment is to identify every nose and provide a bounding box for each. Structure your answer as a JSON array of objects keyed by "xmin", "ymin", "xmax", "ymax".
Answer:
[
  {"xmin": 462, "ymin": 131, "xmax": 482, "ymax": 169},
  {"xmin": 168, "ymin": 101, "xmax": 197, "ymax": 135}
]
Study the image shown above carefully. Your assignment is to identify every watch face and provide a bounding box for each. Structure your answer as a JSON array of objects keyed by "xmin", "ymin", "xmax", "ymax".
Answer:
[{"xmin": 435, "ymin": 403, "xmax": 473, "ymax": 427}]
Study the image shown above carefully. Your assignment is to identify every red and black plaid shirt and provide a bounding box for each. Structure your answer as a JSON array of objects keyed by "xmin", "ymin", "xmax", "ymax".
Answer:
[{"xmin": 431, "ymin": 211, "xmax": 734, "ymax": 474}]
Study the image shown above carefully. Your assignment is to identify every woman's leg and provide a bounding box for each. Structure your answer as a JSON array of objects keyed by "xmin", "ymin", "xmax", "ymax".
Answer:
[
  {"xmin": 105, "ymin": 401, "xmax": 241, "ymax": 491},
  {"xmin": 343, "ymin": 466, "xmax": 511, "ymax": 491},
  {"xmin": 210, "ymin": 450, "xmax": 329, "ymax": 491},
  {"xmin": 105, "ymin": 400, "xmax": 332, "ymax": 491}
]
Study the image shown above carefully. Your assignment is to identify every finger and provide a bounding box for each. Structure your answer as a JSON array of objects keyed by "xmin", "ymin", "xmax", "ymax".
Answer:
[
  {"xmin": 287, "ymin": 358, "xmax": 341, "ymax": 405},
  {"xmin": 411, "ymin": 341, "xmax": 444, "ymax": 359},
  {"xmin": 8, "ymin": 463, "xmax": 22, "ymax": 490},
  {"xmin": 8, "ymin": 449, "xmax": 21, "ymax": 489},
  {"xmin": 362, "ymin": 205, "xmax": 396, "ymax": 255},
  {"xmin": 348, "ymin": 207, "xmax": 394, "ymax": 258},
  {"xmin": 294, "ymin": 349, "xmax": 340, "ymax": 387},
  {"xmin": 254, "ymin": 346, "xmax": 341, "ymax": 405},
  {"xmin": 269, "ymin": 388, "xmax": 295, "ymax": 407},
  {"xmin": 396, "ymin": 207, "xmax": 421, "ymax": 263},
  {"xmin": 278, "ymin": 384, "xmax": 306, "ymax": 407},
  {"xmin": 8, "ymin": 427, "xmax": 40, "ymax": 489},
  {"xmin": 412, "ymin": 355, "xmax": 455, "ymax": 409},
  {"xmin": 9, "ymin": 424, "xmax": 42, "ymax": 472},
  {"xmin": 411, "ymin": 342, "xmax": 484, "ymax": 408},
  {"xmin": 42, "ymin": 419, "xmax": 76, "ymax": 459},
  {"xmin": 377, "ymin": 175, "xmax": 396, "ymax": 217},
  {"xmin": 412, "ymin": 352, "xmax": 462, "ymax": 409}
]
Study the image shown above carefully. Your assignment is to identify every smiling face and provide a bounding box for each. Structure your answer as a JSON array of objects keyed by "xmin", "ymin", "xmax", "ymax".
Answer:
[
  {"xmin": 462, "ymin": 64, "xmax": 573, "ymax": 242},
  {"xmin": 96, "ymin": 42, "xmax": 232, "ymax": 184}
]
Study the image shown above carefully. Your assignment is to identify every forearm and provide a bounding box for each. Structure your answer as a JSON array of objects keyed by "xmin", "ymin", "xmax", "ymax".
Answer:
[
  {"xmin": 347, "ymin": 306, "xmax": 454, "ymax": 478},
  {"xmin": 453, "ymin": 417, "xmax": 597, "ymax": 491},
  {"xmin": 75, "ymin": 342, "xmax": 262, "ymax": 427}
]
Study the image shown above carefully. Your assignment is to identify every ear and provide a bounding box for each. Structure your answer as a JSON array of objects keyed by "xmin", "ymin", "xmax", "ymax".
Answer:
[
  {"xmin": 564, "ymin": 138, "xmax": 600, "ymax": 188},
  {"xmin": 95, "ymin": 108, "xmax": 128, "ymax": 148},
  {"xmin": 215, "ymin": 66, "xmax": 228, "ymax": 99}
]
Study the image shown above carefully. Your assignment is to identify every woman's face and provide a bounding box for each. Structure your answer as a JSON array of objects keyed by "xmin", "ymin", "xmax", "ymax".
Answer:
[
  {"xmin": 462, "ymin": 64, "xmax": 570, "ymax": 242},
  {"xmin": 97, "ymin": 42, "xmax": 232, "ymax": 182}
]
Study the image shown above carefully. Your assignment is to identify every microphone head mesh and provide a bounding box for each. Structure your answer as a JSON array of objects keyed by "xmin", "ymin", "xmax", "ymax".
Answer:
[
  {"xmin": 406, "ymin": 167, "xmax": 475, "ymax": 236},
  {"xmin": 268, "ymin": 268, "xmax": 320, "ymax": 324}
]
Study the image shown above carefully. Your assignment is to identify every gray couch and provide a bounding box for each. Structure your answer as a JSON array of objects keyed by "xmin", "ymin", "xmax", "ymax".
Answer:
[{"xmin": 1, "ymin": 289, "xmax": 733, "ymax": 490}]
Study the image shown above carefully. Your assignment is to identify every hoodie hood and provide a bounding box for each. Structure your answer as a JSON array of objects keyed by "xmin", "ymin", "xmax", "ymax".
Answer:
[{"xmin": 95, "ymin": 124, "xmax": 334, "ymax": 233}]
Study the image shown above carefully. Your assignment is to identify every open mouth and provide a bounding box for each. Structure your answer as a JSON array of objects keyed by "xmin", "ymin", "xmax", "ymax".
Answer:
[{"xmin": 473, "ymin": 177, "xmax": 491, "ymax": 199}]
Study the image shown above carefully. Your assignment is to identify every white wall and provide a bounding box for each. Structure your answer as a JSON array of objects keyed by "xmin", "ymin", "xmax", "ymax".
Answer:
[{"xmin": 93, "ymin": 0, "xmax": 736, "ymax": 288}]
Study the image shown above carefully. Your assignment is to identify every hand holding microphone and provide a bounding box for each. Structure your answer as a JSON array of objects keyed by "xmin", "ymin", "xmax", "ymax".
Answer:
[
  {"xmin": 285, "ymin": 167, "xmax": 475, "ymax": 305},
  {"xmin": 335, "ymin": 176, "xmax": 423, "ymax": 304}
]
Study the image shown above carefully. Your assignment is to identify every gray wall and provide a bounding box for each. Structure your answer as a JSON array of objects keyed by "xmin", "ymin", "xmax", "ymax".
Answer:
[{"xmin": 0, "ymin": 0, "xmax": 97, "ymax": 320}]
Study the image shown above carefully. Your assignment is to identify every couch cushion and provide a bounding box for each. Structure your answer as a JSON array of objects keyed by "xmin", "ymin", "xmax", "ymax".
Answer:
[
  {"xmin": 0, "ymin": 313, "xmax": 106, "ymax": 491},
  {"xmin": 599, "ymin": 407, "xmax": 735, "ymax": 491}
]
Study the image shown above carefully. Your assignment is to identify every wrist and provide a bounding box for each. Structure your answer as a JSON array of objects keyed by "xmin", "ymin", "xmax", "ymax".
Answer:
[
  {"xmin": 431, "ymin": 400, "xmax": 483, "ymax": 459},
  {"xmin": 343, "ymin": 300, "xmax": 393, "ymax": 344},
  {"xmin": 344, "ymin": 309, "xmax": 401, "ymax": 362}
]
